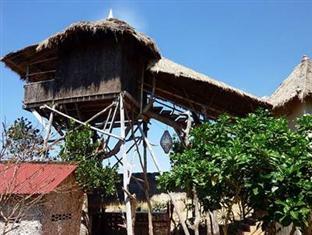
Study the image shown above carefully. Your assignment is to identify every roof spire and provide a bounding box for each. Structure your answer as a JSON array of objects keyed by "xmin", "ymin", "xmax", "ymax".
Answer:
[
  {"xmin": 301, "ymin": 55, "xmax": 310, "ymax": 62},
  {"xmin": 107, "ymin": 9, "xmax": 114, "ymax": 19}
]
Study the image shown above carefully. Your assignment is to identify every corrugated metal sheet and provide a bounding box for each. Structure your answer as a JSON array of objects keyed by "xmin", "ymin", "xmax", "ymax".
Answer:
[{"xmin": 0, "ymin": 162, "xmax": 77, "ymax": 194}]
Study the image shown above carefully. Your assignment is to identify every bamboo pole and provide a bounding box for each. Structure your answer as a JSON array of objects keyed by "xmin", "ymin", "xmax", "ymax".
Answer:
[
  {"xmin": 131, "ymin": 125, "xmax": 154, "ymax": 235},
  {"xmin": 120, "ymin": 94, "xmax": 133, "ymax": 235},
  {"xmin": 42, "ymin": 104, "xmax": 55, "ymax": 159},
  {"xmin": 40, "ymin": 105, "xmax": 123, "ymax": 140},
  {"xmin": 104, "ymin": 98, "xmax": 120, "ymax": 147},
  {"xmin": 138, "ymin": 124, "xmax": 190, "ymax": 235},
  {"xmin": 85, "ymin": 102, "xmax": 115, "ymax": 124},
  {"xmin": 142, "ymin": 121, "xmax": 154, "ymax": 235}
]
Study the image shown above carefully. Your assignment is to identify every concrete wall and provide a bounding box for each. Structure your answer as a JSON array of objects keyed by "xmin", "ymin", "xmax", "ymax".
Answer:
[
  {"xmin": 0, "ymin": 201, "xmax": 44, "ymax": 235},
  {"xmin": 41, "ymin": 175, "xmax": 83, "ymax": 235}
]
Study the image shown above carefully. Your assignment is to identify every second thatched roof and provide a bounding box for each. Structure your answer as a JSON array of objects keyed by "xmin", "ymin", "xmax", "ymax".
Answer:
[
  {"xmin": 149, "ymin": 57, "xmax": 270, "ymax": 114},
  {"xmin": 270, "ymin": 55, "xmax": 312, "ymax": 109}
]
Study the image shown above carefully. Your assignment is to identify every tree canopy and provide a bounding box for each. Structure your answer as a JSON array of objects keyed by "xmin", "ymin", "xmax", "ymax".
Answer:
[
  {"xmin": 60, "ymin": 125, "xmax": 118, "ymax": 196},
  {"xmin": 158, "ymin": 110, "xmax": 312, "ymax": 233},
  {"xmin": 1, "ymin": 117, "xmax": 44, "ymax": 160}
]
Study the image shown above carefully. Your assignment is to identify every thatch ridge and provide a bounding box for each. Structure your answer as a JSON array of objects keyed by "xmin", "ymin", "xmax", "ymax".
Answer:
[
  {"xmin": 269, "ymin": 56, "xmax": 312, "ymax": 109},
  {"xmin": 149, "ymin": 57, "xmax": 269, "ymax": 106},
  {"xmin": 36, "ymin": 18, "xmax": 160, "ymax": 60},
  {"xmin": 1, "ymin": 18, "xmax": 160, "ymax": 78}
]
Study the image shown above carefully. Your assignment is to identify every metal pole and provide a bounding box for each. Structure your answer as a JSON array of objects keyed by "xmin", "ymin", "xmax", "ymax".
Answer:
[{"xmin": 120, "ymin": 93, "xmax": 133, "ymax": 235}]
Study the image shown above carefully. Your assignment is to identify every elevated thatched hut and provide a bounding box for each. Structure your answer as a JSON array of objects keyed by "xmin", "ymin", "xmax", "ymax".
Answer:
[
  {"xmin": 1, "ymin": 19, "xmax": 160, "ymax": 127},
  {"xmin": 1, "ymin": 17, "xmax": 270, "ymax": 129}
]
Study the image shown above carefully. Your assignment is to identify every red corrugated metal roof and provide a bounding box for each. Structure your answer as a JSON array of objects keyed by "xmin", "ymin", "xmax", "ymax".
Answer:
[{"xmin": 0, "ymin": 162, "xmax": 77, "ymax": 194}]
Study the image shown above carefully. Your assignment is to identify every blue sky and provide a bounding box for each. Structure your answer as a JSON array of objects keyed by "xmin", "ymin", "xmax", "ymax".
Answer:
[{"xmin": 1, "ymin": 0, "xmax": 312, "ymax": 171}]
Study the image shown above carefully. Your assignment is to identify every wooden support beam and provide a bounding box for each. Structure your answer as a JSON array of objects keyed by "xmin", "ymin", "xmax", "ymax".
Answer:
[
  {"xmin": 74, "ymin": 103, "xmax": 82, "ymax": 120},
  {"xmin": 120, "ymin": 94, "xmax": 134, "ymax": 235},
  {"xmin": 42, "ymin": 104, "xmax": 55, "ymax": 159},
  {"xmin": 29, "ymin": 57, "xmax": 57, "ymax": 66},
  {"xmin": 31, "ymin": 109, "xmax": 48, "ymax": 133},
  {"xmin": 27, "ymin": 69, "xmax": 56, "ymax": 77},
  {"xmin": 137, "ymin": 123, "xmax": 190, "ymax": 235},
  {"xmin": 40, "ymin": 105, "xmax": 123, "ymax": 140},
  {"xmin": 102, "ymin": 107, "xmax": 112, "ymax": 130},
  {"xmin": 104, "ymin": 98, "xmax": 119, "ymax": 148},
  {"xmin": 145, "ymin": 110, "xmax": 182, "ymax": 132},
  {"xmin": 143, "ymin": 83, "xmax": 222, "ymax": 119},
  {"xmin": 85, "ymin": 102, "xmax": 115, "ymax": 124}
]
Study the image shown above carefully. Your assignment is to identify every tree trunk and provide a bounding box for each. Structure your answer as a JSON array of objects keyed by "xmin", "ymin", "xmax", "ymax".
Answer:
[
  {"xmin": 206, "ymin": 212, "xmax": 212, "ymax": 235},
  {"xmin": 211, "ymin": 211, "xmax": 220, "ymax": 235},
  {"xmin": 169, "ymin": 193, "xmax": 190, "ymax": 235},
  {"xmin": 303, "ymin": 213, "xmax": 312, "ymax": 235},
  {"xmin": 193, "ymin": 187, "xmax": 201, "ymax": 235},
  {"xmin": 289, "ymin": 224, "xmax": 296, "ymax": 235}
]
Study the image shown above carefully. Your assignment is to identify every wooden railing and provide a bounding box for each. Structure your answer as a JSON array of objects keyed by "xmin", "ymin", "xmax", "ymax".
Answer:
[
  {"xmin": 23, "ymin": 78, "xmax": 122, "ymax": 106},
  {"xmin": 24, "ymin": 79, "xmax": 55, "ymax": 105}
]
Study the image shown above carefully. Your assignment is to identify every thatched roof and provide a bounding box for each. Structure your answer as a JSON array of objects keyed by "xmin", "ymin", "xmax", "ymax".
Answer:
[
  {"xmin": 36, "ymin": 18, "xmax": 160, "ymax": 60},
  {"xmin": 1, "ymin": 18, "xmax": 160, "ymax": 79},
  {"xmin": 149, "ymin": 58, "xmax": 270, "ymax": 113},
  {"xmin": 270, "ymin": 55, "xmax": 312, "ymax": 109}
]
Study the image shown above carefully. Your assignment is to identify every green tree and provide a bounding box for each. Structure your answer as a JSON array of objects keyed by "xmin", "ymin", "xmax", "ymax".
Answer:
[
  {"xmin": 1, "ymin": 117, "xmax": 44, "ymax": 160},
  {"xmin": 60, "ymin": 125, "xmax": 118, "ymax": 196},
  {"xmin": 158, "ymin": 110, "xmax": 311, "ymax": 234}
]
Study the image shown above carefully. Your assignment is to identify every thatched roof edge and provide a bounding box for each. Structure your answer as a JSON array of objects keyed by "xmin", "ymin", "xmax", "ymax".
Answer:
[
  {"xmin": 149, "ymin": 58, "xmax": 270, "ymax": 107},
  {"xmin": 269, "ymin": 56, "xmax": 312, "ymax": 109},
  {"xmin": 1, "ymin": 44, "xmax": 38, "ymax": 77}
]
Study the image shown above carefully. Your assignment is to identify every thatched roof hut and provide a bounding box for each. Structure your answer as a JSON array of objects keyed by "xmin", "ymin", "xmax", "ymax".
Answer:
[
  {"xmin": 1, "ymin": 18, "xmax": 160, "ymax": 81},
  {"xmin": 270, "ymin": 55, "xmax": 312, "ymax": 114},
  {"xmin": 1, "ymin": 17, "xmax": 270, "ymax": 122}
]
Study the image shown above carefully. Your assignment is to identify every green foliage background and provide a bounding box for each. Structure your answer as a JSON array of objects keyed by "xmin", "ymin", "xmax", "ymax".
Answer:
[
  {"xmin": 60, "ymin": 125, "xmax": 118, "ymax": 196},
  {"xmin": 3, "ymin": 117, "xmax": 43, "ymax": 160},
  {"xmin": 158, "ymin": 110, "xmax": 312, "ymax": 230}
]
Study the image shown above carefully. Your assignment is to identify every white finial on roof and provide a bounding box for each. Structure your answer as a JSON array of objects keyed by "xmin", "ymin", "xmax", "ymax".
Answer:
[
  {"xmin": 107, "ymin": 9, "xmax": 114, "ymax": 19},
  {"xmin": 301, "ymin": 55, "xmax": 310, "ymax": 62}
]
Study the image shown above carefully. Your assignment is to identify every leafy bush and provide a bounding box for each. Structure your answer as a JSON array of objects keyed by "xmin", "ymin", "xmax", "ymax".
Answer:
[
  {"xmin": 158, "ymin": 110, "xmax": 311, "ymax": 232},
  {"xmin": 60, "ymin": 125, "xmax": 118, "ymax": 196}
]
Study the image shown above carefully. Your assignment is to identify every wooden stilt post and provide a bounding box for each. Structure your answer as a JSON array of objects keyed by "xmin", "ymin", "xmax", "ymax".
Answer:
[
  {"xmin": 143, "ymin": 121, "xmax": 154, "ymax": 235},
  {"xmin": 138, "ymin": 125, "xmax": 190, "ymax": 235},
  {"xmin": 42, "ymin": 104, "xmax": 55, "ymax": 159},
  {"xmin": 120, "ymin": 93, "xmax": 133, "ymax": 235}
]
